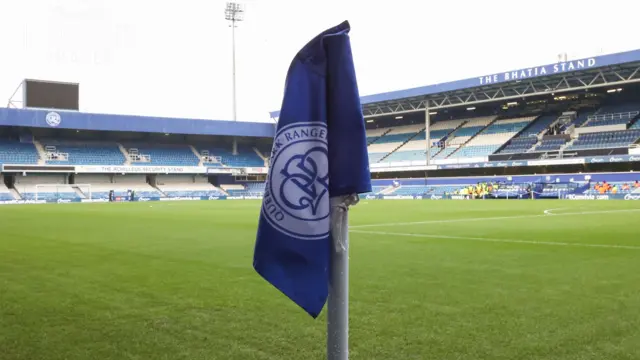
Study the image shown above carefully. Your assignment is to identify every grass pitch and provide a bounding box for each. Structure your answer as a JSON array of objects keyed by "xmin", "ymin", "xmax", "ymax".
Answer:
[{"xmin": 1, "ymin": 199, "xmax": 640, "ymax": 360}]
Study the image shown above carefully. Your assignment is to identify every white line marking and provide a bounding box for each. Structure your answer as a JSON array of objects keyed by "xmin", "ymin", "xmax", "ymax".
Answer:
[
  {"xmin": 543, "ymin": 208, "xmax": 565, "ymax": 215},
  {"xmin": 350, "ymin": 230, "xmax": 640, "ymax": 250},
  {"xmin": 351, "ymin": 208, "xmax": 640, "ymax": 229}
]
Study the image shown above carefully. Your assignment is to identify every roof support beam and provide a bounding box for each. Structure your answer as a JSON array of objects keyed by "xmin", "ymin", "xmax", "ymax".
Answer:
[
  {"xmin": 274, "ymin": 62, "xmax": 640, "ymax": 120},
  {"xmin": 363, "ymin": 65, "xmax": 640, "ymax": 117}
]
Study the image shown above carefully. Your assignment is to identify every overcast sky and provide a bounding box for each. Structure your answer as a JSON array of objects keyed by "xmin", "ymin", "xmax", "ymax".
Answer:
[{"xmin": 0, "ymin": 0, "xmax": 638, "ymax": 122}]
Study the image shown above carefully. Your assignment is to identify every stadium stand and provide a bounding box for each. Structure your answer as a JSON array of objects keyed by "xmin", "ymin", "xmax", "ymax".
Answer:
[
  {"xmin": 0, "ymin": 180, "xmax": 14, "ymax": 201},
  {"xmin": 220, "ymin": 184, "xmax": 246, "ymax": 195},
  {"xmin": 0, "ymin": 139, "xmax": 40, "ymax": 165},
  {"xmin": 41, "ymin": 140, "xmax": 126, "ymax": 165},
  {"xmin": 13, "ymin": 174, "xmax": 83, "ymax": 201},
  {"xmin": 368, "ymin": 152, "xmax": 387, "ymax": 163},
  {"xmin": 448, "ymin": 116, "xmax": 533, "ymax": 158},
  {"xmin": 585, "ymin": 181, "xmax": 638, "ymax": 195},
  {"xmin": 373, "ymin": 124, "xmax": 424, "ymax": 144},
  {"xmin": 255, "ymin": 144, "xmax": 272, "ymax": 159},
  {"xmin": 1, "ymin": 100, "xmax": 638, "ymax": 202},
  {"xmin": 517, "ymin": 115, "xmax": 557, "ymax": 138},
  {"xmin": 583, "ymin": 103, "xmax": 640, "ymax": 127},
  {"xmin": 572, "ymin": 112, "xmax": 594, "ymax": 128},
  {"xmin": 377, "ymin": 183, "xmax": 476, "ymax": 196},
  {"xmin": 418, "ymin": 116, "xmax": 494, "ymax": 160},
  {"xmin": 245, "ymin": 182, "xmax": 266, "ymax": 194},
  {"xmin": 219, "ymin": 182, "xmax": 265, "ymax": 196},
  {"xmin": 390, "ymin": 185, "xmax": 431, "ymax": 195},
  {"xmin": 566, "ymin": 130, "xmax": 640, "ymax": 150},
  {"xmin": 155, "ymin": 175, "xmax": 225, "ymax": 198},
  {"xmin": 85, "ymin": 175, "xmax": 162, "ymax": 199},
  {"xmin": 199, "ymin": 147, "xmax": 265, "ymax": 167},
  {"xmin": 366, "ymin": 124, "xmax": 424, "ymax": 162},
  {"xmin": 533, "ymin": 137, "xmax": 568, "ymax": 152},
  {"xmin": 498, "ymin": 137, "xmax": 538, "ymax": 154},
  {"xmin": 370, "ymin": 119, "xmax": 468, "ymax": 163},
  {"xmin": 126, "ymin": 144, "xmax": 200, "ymax": 166},
  {"xmin": 366, "ymin": 127, "xmax": 392, "ymax": 145},
  {"xmin": 432, "ymin": 147, "xmax": 457, "ymax": 159}
]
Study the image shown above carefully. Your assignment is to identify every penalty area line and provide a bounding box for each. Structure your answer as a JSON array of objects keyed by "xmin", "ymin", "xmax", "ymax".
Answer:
[{"xmin": 350, "ymin": 229, "xmax": 640, "ymax": 250}]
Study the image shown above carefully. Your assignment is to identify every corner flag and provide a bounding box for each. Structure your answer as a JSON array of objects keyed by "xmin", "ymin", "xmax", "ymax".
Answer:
[{"xmin": 253, "ymin": 20, "xmax": 371, "ymax": 318}]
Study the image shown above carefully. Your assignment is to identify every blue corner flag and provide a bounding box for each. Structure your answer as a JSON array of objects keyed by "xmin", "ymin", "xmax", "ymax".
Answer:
[{"xmin": 253, "ymin": 20, "xmax": 371, "ymax": 318}]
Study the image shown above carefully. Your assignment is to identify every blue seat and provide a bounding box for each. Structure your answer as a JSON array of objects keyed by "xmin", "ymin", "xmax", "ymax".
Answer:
[
  {"xmin": 222, "ymin": 182, "xmax": 265, "ymax": 196},
  {"xmin": 518, "ymin": 115, "xmax": 556, "ymax": 137},
  {"xmin": 567, "ymin": 130, "xmax": 640, "ymax": 150},
  {"xmin": 432, "ymin": 147, "xmax": 457, "ymax": 159},
  {"xmin": 583, "ymin": 103, "xmax": 640, "ymax": 127},
  {"xmin": 126, "ymin": 144, "xmax": 200, "ymax": 166},
  {"xmin": 452, "ymin": 126, "xmax": 485, "ymax": 137},
  {"xmin": 410, "ymin": 129, "xmax": 452, "ymax": 141},
  {"xmin": 164, "ymin": 190, "xmax": 225, "ymax": 198},
  {"xmin": 201, "ymin": 147, "xmax": 264, "ymax": 167},
  {"xmin": 0, "ymin": 140, "xmax": 39, "ymax": 165},
  {"xmin": 450, "ymin": 145, "xmax": 501, "ymax": 158},
  {"xmin": 499, "ymin": 137, "xmax": 537, "ymax": 154},
  {"xmin": 42, "ymin": 141, "xmax": 125, "ymax": 165},
  {"xmin": 92, "ymin": 190, "xmax": 160, "ymax": 199},
  {"xmin": 368, "ymin": 152, "xmax": 387, "ymax": 163},
  {"xmin": 481, "ymin": 121, "xmax": 530, "ymax": 135},
  {"xmin": 374, "ymin": 133, "xmax": 417, "ymax": 144},
  {"xmin": 383, "ymin": 150, "xmax": 429, "ymax": 162},
  {"xmin": 534, "ymin": 138, "xmax": 567, "ymax": 152},
  {"xmin": 22, "ymin": 192, "xmax": 80, "ymax": 201}
]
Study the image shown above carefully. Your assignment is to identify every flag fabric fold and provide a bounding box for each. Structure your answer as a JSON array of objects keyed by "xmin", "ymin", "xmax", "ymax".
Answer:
[{"xmin": 253, "ymin": 20, "xmax": 371, "ymax": 318}]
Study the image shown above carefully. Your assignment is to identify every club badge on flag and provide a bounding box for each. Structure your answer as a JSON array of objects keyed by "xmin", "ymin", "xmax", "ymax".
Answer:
[{"xmin": 253, "ymin": 20, "xmax": 371, "ymax": 318}]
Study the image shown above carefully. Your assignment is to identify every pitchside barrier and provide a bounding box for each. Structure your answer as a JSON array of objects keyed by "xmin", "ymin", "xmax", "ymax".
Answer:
[
  {"xmin": 0, "ymin": 195, "xmax": 262, "ymax": 205},
  {"xmin": 363, "ymin": 194, "xmax": 640, "ymax": 200},
  {"xmin": 1, "ymin": 194, "xmax": 640, "ymax": 206}
]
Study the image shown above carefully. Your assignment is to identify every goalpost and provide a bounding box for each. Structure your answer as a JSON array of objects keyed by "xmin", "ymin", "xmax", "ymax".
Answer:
[{"xmin": 33, "ymin": 184, "xmax": 92, "ymax": 201}]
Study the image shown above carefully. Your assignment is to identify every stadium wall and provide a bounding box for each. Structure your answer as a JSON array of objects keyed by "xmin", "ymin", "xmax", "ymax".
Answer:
[
  {"xmin": 372, "ymin": 172, "xmax": 640, "ymax": 186},
  {"xmin": 1, "ymin": 171, "xmax": 639, "ymax": 205}
]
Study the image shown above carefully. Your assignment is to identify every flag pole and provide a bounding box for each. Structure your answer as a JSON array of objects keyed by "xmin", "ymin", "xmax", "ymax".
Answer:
[{"xmin": 327, "ymin": 193, "xmax": 359, "ymax": 360}]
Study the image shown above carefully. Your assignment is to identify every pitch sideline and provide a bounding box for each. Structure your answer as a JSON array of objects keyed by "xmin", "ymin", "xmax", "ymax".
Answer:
[
  {"xmin": 350, "ymin": 229, "xmax": 640, "ymax": 250},
  {"xmin": 350, "ymin": 208, "xmax": 640, "ymax": 229}
]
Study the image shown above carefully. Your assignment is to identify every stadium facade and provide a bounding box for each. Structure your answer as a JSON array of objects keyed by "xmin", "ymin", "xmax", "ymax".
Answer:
[{"xmin": 2, "ymin": 49, "xmax": 640, "ymax": 204}]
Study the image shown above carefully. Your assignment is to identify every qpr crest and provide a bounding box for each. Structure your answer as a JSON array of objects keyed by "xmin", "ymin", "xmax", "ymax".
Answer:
[
  {"xmin": 262, "ymin": 122, "xmax": 330, "ymax": 240},
  {"xmin": 45, "ymin": 111, "xmax": 62, "ymax": 127}
]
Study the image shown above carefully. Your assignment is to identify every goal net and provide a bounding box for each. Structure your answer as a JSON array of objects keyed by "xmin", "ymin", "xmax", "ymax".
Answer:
[{"xmin": 33, "ymin": 184, "xmax": 92, "ymax": 201}]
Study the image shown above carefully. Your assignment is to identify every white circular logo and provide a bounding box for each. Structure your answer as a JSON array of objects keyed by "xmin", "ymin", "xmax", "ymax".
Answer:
[
  {"xmin": 45, "ymin": 112, "xmax": 61, "ymax": 127},
  {"xmin": 262, "ymin": 122, "xmax": 330, "ymax": 240}
]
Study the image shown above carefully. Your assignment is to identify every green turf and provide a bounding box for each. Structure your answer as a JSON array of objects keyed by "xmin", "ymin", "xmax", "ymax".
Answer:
[{"xmin": 1, "ymin": 200, "xmax": 639, "ymax": 360}]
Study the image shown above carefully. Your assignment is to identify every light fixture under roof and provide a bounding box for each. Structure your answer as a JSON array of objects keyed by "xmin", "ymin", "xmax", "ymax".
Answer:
[{"xmin": 395, "ymin": 116, "xmax": 403, "ymax": 119}]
